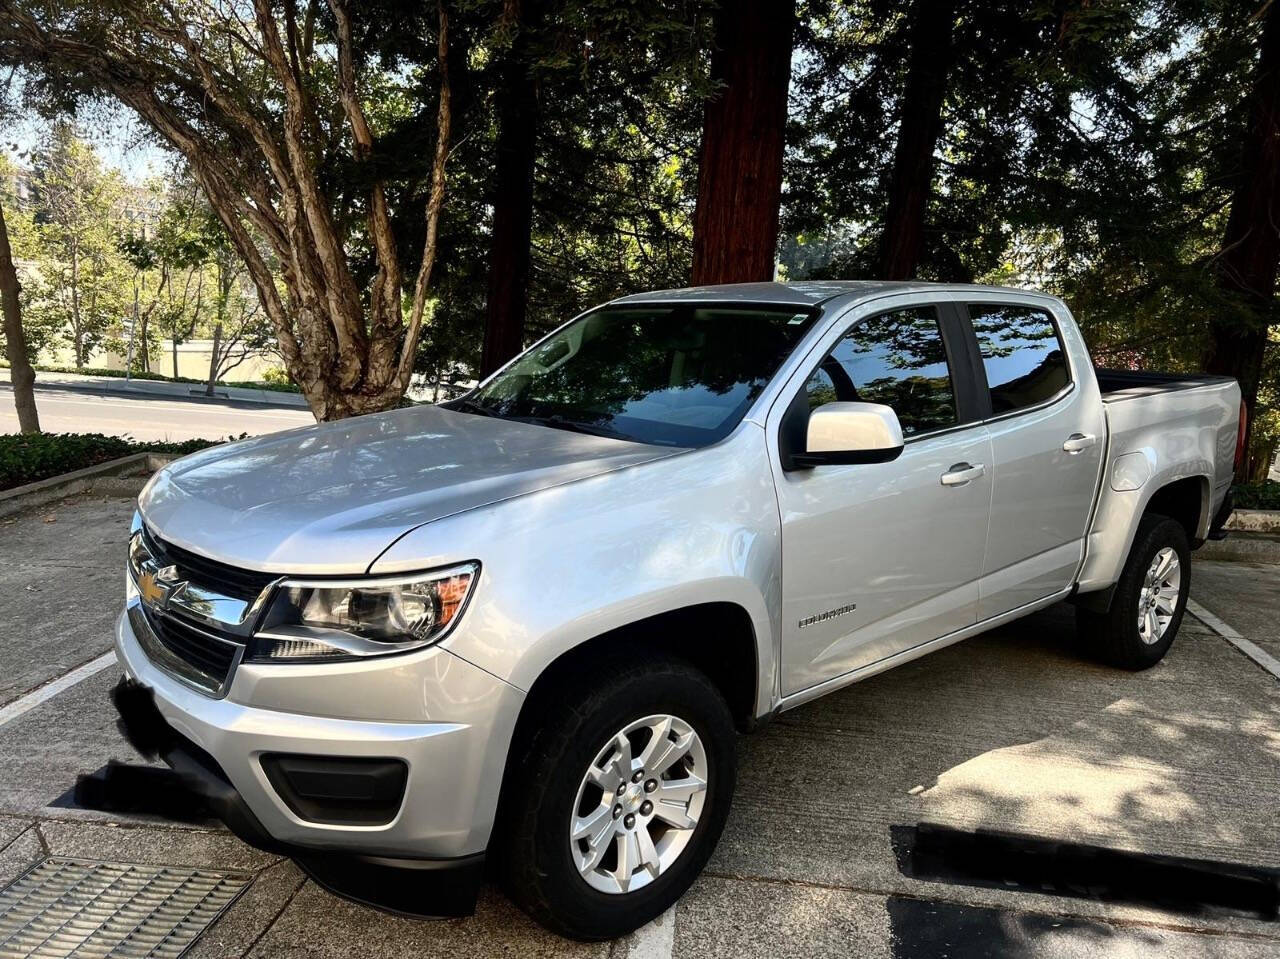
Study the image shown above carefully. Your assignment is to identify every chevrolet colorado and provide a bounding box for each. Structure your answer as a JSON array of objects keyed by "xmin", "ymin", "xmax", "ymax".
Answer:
[{"xmin": 112, "ymin": 281, "xmax": 1242, "ymax": 939}]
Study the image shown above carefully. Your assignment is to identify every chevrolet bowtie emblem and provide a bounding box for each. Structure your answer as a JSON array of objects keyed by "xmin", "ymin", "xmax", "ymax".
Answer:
[
  {"xmin": 138, "ymin": 564, "xmax": 181, "ymax": 609},
  {"xmin": 138, "ymin": 570, "xmax": 166, "ymax": 607}
]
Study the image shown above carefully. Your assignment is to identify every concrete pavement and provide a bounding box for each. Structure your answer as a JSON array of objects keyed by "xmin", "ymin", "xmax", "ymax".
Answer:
[{"xmin": 2, "ymin": 492, "xmax": 1279, "ymax": 957}]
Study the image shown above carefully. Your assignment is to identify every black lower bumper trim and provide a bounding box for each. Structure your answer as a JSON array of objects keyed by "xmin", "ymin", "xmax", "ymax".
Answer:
[
  {"xmin": 105, "ymin": 677, "xmax": 482, "ymax": 918},
  {"xmin": 294, "ymin": 851, "xmax": 485, "ymax": 920}
]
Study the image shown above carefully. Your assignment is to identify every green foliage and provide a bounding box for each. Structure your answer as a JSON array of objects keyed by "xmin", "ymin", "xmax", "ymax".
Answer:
[
  {"xmin": 0, "ymin": 432, "xmax": 235, "ymax": 491},
  {"xmin": 28, "ymin": 122, "xmax": 131, "ymax": 366},
  {"xmin": 1233, "ymin": 481, "xmax": 1280, "ymax": 511},
  {"xmin": 2, "ymin": 0, "xmax": 1276, "ymax": 432},
  {"xmin": 259, "ymin": 366, "xmax": 291, "ymax": 386}
]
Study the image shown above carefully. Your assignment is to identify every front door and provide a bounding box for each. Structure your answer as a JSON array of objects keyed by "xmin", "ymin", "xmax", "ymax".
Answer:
[{"xmin": 772, "ymin": 301, "xmax": 993, "ymax": 697}]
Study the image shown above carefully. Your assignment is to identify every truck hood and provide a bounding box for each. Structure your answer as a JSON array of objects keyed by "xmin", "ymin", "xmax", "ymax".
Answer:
[{"xmin": 139, "ymin": 404, "xmax": 679, "ymax": 574}]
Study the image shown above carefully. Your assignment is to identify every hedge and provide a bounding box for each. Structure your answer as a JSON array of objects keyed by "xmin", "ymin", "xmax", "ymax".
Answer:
[
  {"xmin": 1233, "ymin": 480, "xmax": 1280, "ymax": 511},
  {"xmin": 0, "ymin": 432, "xmax": 234, "ymax": 492}
]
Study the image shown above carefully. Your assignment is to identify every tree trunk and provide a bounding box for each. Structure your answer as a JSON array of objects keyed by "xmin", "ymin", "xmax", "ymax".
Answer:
[
  {"xmin": 69, "ymin": 241, "xmax": 84, "ymax": 368},
  {"xmin": 0, "ymin": 200, "xmax": 40, "ymax": 433},
  {"xmin": 879, "ymin": 0, "xmax": 957, "ymax": 281},
  {"xmin": 690, "ymin": 0, "xmax": 796, "ymax": 286},
  {"xmin": 1204, "ymin": 0, "xmax": 1280, "ymax": 481},
  {"xmin": 135, "ymin": 273, "xmax": 149, "ymax": 372},
  {"xmin": 480, "ymin": 0, "xmax": 543, "ymax": 377},
  {"xmin": 207, "ymin": 322, "xmax": 222, "ymax": 396}
]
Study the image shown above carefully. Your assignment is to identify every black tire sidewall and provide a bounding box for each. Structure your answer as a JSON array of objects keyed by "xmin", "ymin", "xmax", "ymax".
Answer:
[
  {"xmin": 506, "ymin": 662, "xmax": 736, "ymax": 939},
  {"xmin": 1113, "ymin": 515, "xmax": 1191, "ymax": 667}
]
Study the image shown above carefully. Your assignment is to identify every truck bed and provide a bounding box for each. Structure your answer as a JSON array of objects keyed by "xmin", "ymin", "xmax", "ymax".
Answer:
[{"xmin": 1095, "ymin": 368, "xmax": 1236, "ymax": 403}]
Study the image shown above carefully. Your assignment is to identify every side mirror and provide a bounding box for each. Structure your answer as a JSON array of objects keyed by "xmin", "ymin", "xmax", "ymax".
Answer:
[{"xmin": 793, "ymin": 401, "xmax": 905, "ymax": 468}]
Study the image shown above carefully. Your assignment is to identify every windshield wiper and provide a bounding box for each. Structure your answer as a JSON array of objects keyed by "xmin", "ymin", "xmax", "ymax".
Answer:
[
  {"xmin": 448, "ymin": 398, "xmax": 497, "ymax": 418},
  {"xmin": 513, "ymin": 415, "xmax": 629, "ymax": 441}
]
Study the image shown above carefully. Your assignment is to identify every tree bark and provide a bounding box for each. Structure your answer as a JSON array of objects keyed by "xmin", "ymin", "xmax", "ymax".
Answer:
[
  {"xmin": 879, "ymin": 0, "xmax": 957, "ymax": 281},
  {"xmin": 690, "ymin": 0, "xmax": 796, "ymax": 286},
  {"xmin": 0, "ymin": 200, "xmax": 40, "ymax": 433},
  {"xmin": 1204, "ymin": 0, "xmax": 1280, "ymax": 480},
  {"xmin": 69, "ymin": 240, "xmax": 84, "ymax": 367},
  {"xmin": 480, "ymin": 0, "xmax": 543, "ymax": 377},
  {"xmin": 207, "ymin": 321, "xmax": 222, "ymax": 396}
]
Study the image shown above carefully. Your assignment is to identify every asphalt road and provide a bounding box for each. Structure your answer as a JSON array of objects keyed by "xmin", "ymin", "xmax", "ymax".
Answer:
[
  {"xmin": 1, "ymin": 488, "xmax": 1279, "ymax": 957},
  {"xmin": 0, "ymin": 384, "xmax": 314, "ymax": 442}
]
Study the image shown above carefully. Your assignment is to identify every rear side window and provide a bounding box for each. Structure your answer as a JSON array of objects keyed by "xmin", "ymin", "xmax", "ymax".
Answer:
[
  {"xmin": 804, "ymin": 306, "xmax": 957, "ymax": 436},
  {"xmin": 967, "ymin": 304, "xmax": 1070, "ymax": 414}
]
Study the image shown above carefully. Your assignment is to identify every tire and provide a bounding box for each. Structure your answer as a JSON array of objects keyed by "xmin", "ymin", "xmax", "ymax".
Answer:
[
  {"xmin": 1076, "ymin": 513, "xmax": 1191, "ymax": 670},
  {"xmin": 498, "ymin": 658, "xmax": 737, "ymax": 940}
]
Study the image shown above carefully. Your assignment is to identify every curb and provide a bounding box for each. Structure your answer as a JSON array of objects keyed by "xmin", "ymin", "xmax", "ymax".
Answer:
[
  {"xmin": 0, "ymin": 452, "xmax": 176, "ymax": 519},
  {"xmin": 1196, "ymin": 531, "xmax": 1280, "ymax": 566},
  {"xmin": 1226, "ymin": 508, "xmax": 1280, "ymax": 533}
]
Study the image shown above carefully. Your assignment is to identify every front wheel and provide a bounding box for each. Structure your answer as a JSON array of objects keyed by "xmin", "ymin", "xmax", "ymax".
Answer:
[
  {"xmin": 498, "ymin": 659, "xmax": 737, "ymax": 940},
  {"xmin": 1077, "ymin": 513, "xmax": 1191, "ymax": 670}
]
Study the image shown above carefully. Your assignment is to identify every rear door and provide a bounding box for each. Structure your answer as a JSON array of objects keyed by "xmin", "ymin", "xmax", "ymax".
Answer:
[
  {"xmin": 771, "ymin": 297, "xmax": 993, "ymax": 697},
  {"xmin": 961, "ymin": 300, "xmax": 1106, "ymax": 620}
]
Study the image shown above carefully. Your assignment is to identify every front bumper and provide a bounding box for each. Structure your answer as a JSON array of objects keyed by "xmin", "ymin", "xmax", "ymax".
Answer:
[
  {"xmin": 113, "ymin": 606, "xmax": 524, "ymax": 861},
  {"xmin": 108, "ymin": 677, "xmax": 488, "ymax": 917}
]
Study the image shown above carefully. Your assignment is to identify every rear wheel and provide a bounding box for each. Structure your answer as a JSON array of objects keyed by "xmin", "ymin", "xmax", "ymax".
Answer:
[
  {"xmin": 499, "ymin": 658, "xmax": 737, "ymax": 940},
  {"xmin": 1077, "ymin": 513, "xmax": 1190, "ymax": 670}
]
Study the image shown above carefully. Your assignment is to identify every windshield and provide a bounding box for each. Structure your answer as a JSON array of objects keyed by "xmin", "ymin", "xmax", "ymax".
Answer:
[{"xmin": 449, "ymin": 304, "xmax": 818, "ymax": 447}]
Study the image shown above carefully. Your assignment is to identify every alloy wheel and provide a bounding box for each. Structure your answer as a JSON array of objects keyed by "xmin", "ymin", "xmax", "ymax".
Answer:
[
  {"xmin": 569, "ymin": 714, "xmax": 708, "ymax": 894},
  {"xmin": 1137, "ymin": 546, "xmax": 1181, "ymax": 645}
]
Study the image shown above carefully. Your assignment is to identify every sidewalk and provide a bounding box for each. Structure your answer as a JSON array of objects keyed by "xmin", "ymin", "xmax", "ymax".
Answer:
[{"xmin": 1, "ymin": 367, "xmax": 311, "ymax": 408}]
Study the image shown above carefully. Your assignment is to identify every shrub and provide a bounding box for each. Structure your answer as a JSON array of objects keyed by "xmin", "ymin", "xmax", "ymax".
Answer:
[
  {"xmin": 1233, "ymin": 480, "xmax": 1280, "ymax": 511},
  {"xmin": 0, "ymin": 432, "xmax": 237, "ymax": 491},
  {"xmin": 260, "ymin": 366, "xmax": 291, "ymax": 385}
]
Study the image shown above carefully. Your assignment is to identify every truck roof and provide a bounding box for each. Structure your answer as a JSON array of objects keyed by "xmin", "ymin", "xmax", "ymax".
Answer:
[{"xmin": 609, "ymin": 280, "xmax": 1057, "ymax": 311}]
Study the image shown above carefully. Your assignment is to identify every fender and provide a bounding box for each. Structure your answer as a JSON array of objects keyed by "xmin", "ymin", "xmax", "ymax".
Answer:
[{"xmin": 370, "ymin": 426, "xmax": 783, "ymax": 719}]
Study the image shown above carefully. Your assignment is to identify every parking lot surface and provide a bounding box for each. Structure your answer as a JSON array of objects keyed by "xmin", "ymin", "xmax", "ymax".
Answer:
[{"xmin": 2, "ymin": 492, "xmax": 1278, "ymax": 957}]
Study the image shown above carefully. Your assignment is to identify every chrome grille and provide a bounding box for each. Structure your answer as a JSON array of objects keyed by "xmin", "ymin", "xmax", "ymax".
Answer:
[
  {"xmin": 128, "ymin": 606, "xmax": 242, "ymax": 697},
  {"xmin": 129, "ymin": 524, "xmax": 281, "ymax": 697},
  {"xmin": 147, "ymin": 612, "xmax": 240, "ymax": 682},
  {"xmin": 140, "ymin": 527, "xmax": 277, "ymax": 603},
  {"xmin": 0, "ymin": 858, "xmax": 250, "ymax": 958}
]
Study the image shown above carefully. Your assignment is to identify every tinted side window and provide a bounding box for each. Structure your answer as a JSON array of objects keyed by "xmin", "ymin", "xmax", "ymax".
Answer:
[
  {"xmin": 805, "ymin": 306, "xmax": 957, "ymax": 436},
  {"xmin": 968, "ymin": 305, "xmax": 1070, "ymax": 414}
]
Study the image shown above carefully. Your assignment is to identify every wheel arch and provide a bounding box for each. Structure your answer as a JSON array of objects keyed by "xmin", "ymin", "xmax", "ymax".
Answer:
[
  {"xmin": 1143, "ymin": 474, "xmax": 1211, "ymax": 543},
  {"xmin": 487, "ymin": 601, "xmax": 760, "ymax": 858},
  {"xmin": 511, "ymin": 601, "xmax": 762, "ymax": 739},
  {"xmin": 1075, "ymin": 472, "xmax": 1210, "ymax": 612}
]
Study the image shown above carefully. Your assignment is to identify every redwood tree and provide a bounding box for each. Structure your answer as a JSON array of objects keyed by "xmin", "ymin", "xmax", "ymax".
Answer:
[
  {"xmin": 481, "ymin": 0, "xmax": 544, "ymax": 377},
  {"xmin": 0, "ymin": 0, "xmax": 453, "ymax": 421},
  {"xmin": 879, "ymin": 0, "xmax": 956, "ymax": 280},
  {"xmin": 1204, "ymin": 0, "xmax": 1280, "ymax": 478},
  {"xmin": 690, "ymin": 0, "xmax": 795, "ymax": 286}
]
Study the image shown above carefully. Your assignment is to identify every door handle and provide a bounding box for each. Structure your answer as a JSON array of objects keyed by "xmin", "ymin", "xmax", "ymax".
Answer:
[
  {"xmin": 941, "ymin": 462, "xmax": 985, "ymax": 487},
  {"xmin": 1063, "ymin": 432, "xmax": 1097, "ymax": 453}
]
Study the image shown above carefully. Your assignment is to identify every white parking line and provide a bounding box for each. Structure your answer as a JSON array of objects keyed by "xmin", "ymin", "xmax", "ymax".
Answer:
[
  {"xmin": 1187, "ymin": 598, "xmax": 1280, "ymax": 680},
  {"xmin": 611, "ymin": 907, "xmax": 676, "ymax": 959},
  {"xmin": 0, "ymin": 652, "xmax": 117, "ymax": 729}
]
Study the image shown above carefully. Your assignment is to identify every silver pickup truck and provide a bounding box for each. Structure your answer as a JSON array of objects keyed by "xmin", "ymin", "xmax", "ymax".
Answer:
[{"xmin": 113, "ymin": 281, "xmax": 1242, "ymax": 939}]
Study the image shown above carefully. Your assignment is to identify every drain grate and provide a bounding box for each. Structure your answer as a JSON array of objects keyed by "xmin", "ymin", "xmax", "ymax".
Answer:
[{"xmin": 0, "ymin": 858, "xmax": 251, "ymax": 958}]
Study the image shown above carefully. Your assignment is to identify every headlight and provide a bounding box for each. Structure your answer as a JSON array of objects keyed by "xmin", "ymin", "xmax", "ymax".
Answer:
[{"xmin": 248, "ymin": 563, "xmax": 479, "ymax": 662}]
